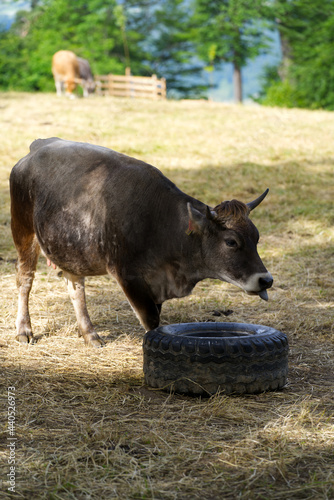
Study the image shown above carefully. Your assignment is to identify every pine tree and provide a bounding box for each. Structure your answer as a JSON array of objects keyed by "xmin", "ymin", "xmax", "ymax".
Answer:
[
  {"xmin": 193, "ymin": 0, "xmax": 270, "ymax": 103},
  {"xmin": 259, "ymin": 0, "xmax": 334, "ymax": 110},
  {"xmin": 123, "ymin": 0, "xmax": 207, "ymax": 98}
]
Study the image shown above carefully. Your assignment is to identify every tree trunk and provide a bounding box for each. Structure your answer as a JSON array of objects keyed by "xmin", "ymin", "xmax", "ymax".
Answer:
[
  {"xmin": 278, "ymin": 29, "xmax": 291, "ymax": 81},
  {"xmin": 233, "ymin": 61, "xmax": 242, "ymax": 103},
  {"xmin": 275, "ymin": 16, "xmax": 292, "ymax": 82}
]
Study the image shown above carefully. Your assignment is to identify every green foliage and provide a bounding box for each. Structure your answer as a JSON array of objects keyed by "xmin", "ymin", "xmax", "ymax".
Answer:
[
  {"xmin": 259, "ymin": 80, "xmax": 302, "ymax": 109},
  {"xmin": 290, "ymin": 3, "xmax": 334, "ymax": 110},
  {"xmin": 0, "ymin": 0, "xmax": 207, "ymax": 97},
  {"xmin": 192, "ymin": 0, "xmax": 271, "ymax": 101},
  {"xmin": 260, "ymin": 0, "xmax": 334, "ymax": 110},
  {"xmin": 124, "ymin": 0, "xmax": 207, "ymax": 98},
  {"xmin": 255, "ymin": 65, "xmax": 302, "ymax": 108},
  {"xmin": 0, "ymin": 0, "xmax": 128, "ymax": 91},
  {"xmin": 193, "ymin": 0, "xmax": 270, "ymax": 67}
]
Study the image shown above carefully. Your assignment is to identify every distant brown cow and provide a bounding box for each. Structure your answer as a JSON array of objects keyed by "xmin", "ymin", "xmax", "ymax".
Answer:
[{"xmin": 52, "ymin": 50, "xmax": 95, "ymax": 98}]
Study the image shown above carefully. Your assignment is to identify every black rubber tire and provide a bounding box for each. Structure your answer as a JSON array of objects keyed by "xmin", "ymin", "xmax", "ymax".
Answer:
[{"xmin": 143, "ymin": 322, "xmax": 289, "ymax": 396}]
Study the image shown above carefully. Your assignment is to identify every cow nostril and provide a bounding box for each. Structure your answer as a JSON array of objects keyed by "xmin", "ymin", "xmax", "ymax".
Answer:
[{"xmin": 259, "ymin": 276, "xmax": 273, "ymax": 290}]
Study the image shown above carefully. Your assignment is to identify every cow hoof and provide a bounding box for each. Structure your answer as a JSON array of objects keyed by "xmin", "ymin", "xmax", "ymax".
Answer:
[
  {"xmin": 84, "ymin": 334, "xmax": 105, "ymax": 348},
  {"xmin": 15, "ymin": 333, "xmax": 34, "ymax": 344}
]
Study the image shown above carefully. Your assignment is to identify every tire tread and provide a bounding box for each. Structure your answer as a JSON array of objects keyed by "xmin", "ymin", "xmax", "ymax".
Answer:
[{"xmin": 143, "ymin": 322, "xmax": 289, "ymax": 396}]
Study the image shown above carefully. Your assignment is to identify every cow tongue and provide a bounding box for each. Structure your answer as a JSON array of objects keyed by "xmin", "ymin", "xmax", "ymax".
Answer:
[{"xmin": 259, "ymin": 289, "xmax": 269, "ymax": 301}]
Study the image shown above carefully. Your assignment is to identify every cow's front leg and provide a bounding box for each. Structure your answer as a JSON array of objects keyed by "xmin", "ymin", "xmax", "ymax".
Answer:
[
  {"xmin": 55, "ymin": 79, "xmax": 63, "ymax": 96},
  {"xmin": 63, "ymin": 271, "xmax": 105, "ymax": 347},
  {"xmin": 115, "ymin": 275, "xmax": 160, "ymax": 331},
  {"xmin": 14, "ymin": 235, "xmax": 40, "ymax": 344}
]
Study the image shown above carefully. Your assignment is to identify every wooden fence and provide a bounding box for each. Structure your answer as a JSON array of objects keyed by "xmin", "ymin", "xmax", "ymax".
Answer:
[{"xmin": 95, "ymin": 69, "xmax": 166, "ymax": 100}]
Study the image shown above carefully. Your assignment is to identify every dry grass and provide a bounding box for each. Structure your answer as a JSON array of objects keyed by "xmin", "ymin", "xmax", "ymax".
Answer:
[{"xmin": 0, "ymin": 92, "xmax": 333, "ymax": 499}]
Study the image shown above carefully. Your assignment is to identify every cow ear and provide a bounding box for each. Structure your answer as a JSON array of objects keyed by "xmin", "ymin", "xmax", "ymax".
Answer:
[{"xmin": 187, "ymin": 203, "xmax": 209, "ymax": 234}]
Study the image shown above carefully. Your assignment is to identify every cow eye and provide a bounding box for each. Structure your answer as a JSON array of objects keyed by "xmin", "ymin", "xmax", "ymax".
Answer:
[{"xmin": 225, "ymin": 239, "xmax": 238, "ymax": 248}]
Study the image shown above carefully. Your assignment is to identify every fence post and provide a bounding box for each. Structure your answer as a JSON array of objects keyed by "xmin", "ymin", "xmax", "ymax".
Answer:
[
  {"xmin": 161, "ymin": 78, "xmax": 166, "ymax": 99},
  {"xmin": 152, "ymin": 74, "xmax": 158, "ymax": 100},
  {"xmin": 125, "ymin": 67, "xmax": 131, "ymax": 97},
  {"xmin": 108, "ymin": 74, "xmax": 113, "ymax": 96}
]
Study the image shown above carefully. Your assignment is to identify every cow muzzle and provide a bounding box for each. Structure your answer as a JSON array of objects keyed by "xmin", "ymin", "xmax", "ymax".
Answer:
[{"xmin": 244, "ymin": 272, "xmax": 273, "ymax": 301}]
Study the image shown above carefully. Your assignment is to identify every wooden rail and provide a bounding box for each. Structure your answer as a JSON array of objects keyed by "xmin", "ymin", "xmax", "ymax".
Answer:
[{"xmin": 95, "ymin": 70, "xmax": 166, "ymax": 99}]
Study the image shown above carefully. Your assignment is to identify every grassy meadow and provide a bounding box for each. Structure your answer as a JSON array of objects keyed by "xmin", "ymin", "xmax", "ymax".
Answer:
[{"xmin": 0, "ymin": 92, "xmax": 333, "ymax": 499}]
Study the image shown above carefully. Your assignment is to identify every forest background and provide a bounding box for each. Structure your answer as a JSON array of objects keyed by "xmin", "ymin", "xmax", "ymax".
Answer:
[{"xmin": 1, "ymin": 0, "xmax": 334, "ymax": 109}]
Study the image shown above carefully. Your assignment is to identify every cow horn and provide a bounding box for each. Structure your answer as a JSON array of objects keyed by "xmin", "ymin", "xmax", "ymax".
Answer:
[
  {"xmin": 206, "ymin": 206, "xmax": 217, "ymax": 221},
  {"xmin": 246, "ymin": 188, "xmax": 269, "ymax": 211}
]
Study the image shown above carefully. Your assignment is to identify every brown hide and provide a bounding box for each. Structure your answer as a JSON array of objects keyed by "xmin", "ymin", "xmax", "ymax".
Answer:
[
  {"xmin": 10, "ymin": 138, "xmax": 273, "ymax": 347},
  {"xmin": 52, "ymin": 50, "xmax": 80, "ymax": 95}
]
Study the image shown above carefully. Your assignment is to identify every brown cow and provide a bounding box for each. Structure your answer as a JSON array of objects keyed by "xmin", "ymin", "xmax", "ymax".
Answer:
[
  {"xmin": 52, "ymin": 50, "xmax": 95, "ymax": 98},
  {"xmin": 10, "ymin": 138, "xmax": 273, "ymax": 347}
]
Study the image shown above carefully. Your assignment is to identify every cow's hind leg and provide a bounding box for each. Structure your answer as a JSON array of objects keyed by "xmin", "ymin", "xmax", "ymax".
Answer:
[
  {"xmin": 63, "ymin": 271, "xmax": 105, "ymax": 347},
  {"xmin": 14, "ymin": 234, "xmax": 40, "ymax": 344}
]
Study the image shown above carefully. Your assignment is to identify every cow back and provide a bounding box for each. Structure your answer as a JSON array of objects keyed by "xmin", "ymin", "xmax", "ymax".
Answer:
[{"xmin": 52, "ymin": 50, "xmax": 80, "ymax": 81}]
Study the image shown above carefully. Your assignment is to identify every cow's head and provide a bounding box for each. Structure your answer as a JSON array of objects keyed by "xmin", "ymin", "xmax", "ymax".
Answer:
[
  {"xmin": 187, "ymin": 189, "xmax": 273, "ymax": 300},
  {"xmin": 86, "ymin": 79, "xmax": 96, "ymax": 94}
]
